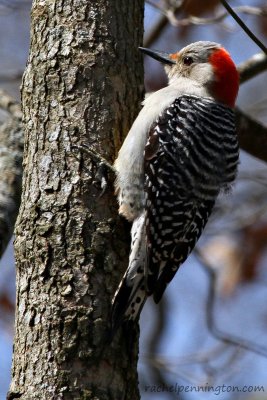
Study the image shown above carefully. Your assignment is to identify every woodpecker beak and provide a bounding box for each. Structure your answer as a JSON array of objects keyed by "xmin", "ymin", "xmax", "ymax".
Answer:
[{"xmin": 139, "ymin": 47, "xmax": 176, "ymax": 65}]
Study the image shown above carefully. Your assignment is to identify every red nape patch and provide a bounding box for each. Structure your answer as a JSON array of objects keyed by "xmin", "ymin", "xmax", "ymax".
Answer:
[{"xmin": 209, "ymin": 48, "xmax": 239, "ymax": 108}]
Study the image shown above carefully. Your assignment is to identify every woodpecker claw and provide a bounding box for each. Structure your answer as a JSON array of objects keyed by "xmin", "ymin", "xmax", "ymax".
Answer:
[
  {"xmin": 72, "ymin": 144, "xmax": 115, "ymax": 196},
  {"xmin": 74, "ymin": 144, "xmax": 115, "ymax": 173}
]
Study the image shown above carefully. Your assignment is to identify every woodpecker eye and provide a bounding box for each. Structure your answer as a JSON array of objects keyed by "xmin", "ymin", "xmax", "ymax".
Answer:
[{"xmin": 183, "ymin": 56, "xmax": 193, "ymax": 66}]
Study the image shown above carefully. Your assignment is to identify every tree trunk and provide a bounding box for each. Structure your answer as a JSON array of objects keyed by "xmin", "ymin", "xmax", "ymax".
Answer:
[{"xmin": 8, "ymin": 1, "xmax": 144, "ymax": 399}]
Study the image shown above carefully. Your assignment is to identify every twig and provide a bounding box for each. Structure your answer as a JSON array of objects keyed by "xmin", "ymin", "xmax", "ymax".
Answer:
[
  {"xmin": 145, "ymin": 297, "xmax": 178, "ymax": 398},
  {"xmin": 146, "ymin": 2, "xmax": 267, "ymax": 30},
  {"xmin": 144, "ymin": 0, "xmax": 186, "ymax": 48},
  {"xmin": 238, "ymin": 53, "xmax": 267, "ymax": 84},
  {"xmin": 235, "ymin": 107, "xmax": 267, "ymax": 163},
  {"xmin": 164, "ymin": 6, "xmax": 267, "ymax": 27},
  {"xmin": 219, "ymin": 0, "xmax": 267, "ymax": 55},
  {"xmin": 195, "ymin": 248, "xmax": 267, "ymax": 359},
  {"xmin": 144, "ymin": 14, "xmax": 169, "ymax": 48},
  {"xmin": 146, "ymin": 0, "xmax": 165, "ymax": 12}
]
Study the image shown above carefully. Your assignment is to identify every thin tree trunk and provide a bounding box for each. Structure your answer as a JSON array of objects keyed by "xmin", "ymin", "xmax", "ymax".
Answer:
[{"xmin": 8, "ymin": 1, "xmax": 144, "ymax": 399}]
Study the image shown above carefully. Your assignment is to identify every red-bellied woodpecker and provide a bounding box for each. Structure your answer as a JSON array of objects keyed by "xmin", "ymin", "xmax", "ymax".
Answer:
[{"xmin": 111, "ymin": 41, "xmax": 239, "ymax": 333}]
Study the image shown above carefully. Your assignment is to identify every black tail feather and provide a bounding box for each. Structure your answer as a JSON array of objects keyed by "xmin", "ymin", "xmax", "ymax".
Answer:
[{"xmin": 111, "ymin": 280, "xmax": 133, "ymax": 335}]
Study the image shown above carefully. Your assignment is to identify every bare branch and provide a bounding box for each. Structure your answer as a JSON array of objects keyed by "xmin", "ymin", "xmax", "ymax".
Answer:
[
  {"xmin": 236, "ymin": 108, "xmax": 267, "ymax": 163},
  {"xmin": 145, "ymin": 344, "xmax": 244, "ymax": 385},
  {"xmin": 162, "ymin": 6, "xmax": 267, "ymax": 27},
  {"xmin": 238, "ymin": 53, "xmax": 267, "ymax": 84},
  {"xmin": 144, "ymin": 14, "xmax": 169, "ymax": 48},
  {"xmin": 146, "ymin": 1, "xmax": 267, "ymax": 29},
  {"xmin": 219, "ymin": 0, "xmax": 267, "ymax": 55},
  {"xmin": 144, "ymin": 0, "xmax": 186, "ymax": 48},
  {"xmin": 195, "ymin": 248, "xmax": 267, "ymax": 359}
]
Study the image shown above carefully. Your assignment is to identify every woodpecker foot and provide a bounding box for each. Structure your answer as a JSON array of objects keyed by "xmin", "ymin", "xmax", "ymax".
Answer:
[
  {"xmin": 76, "ymin": 144, "xmax": 115, "ymax": 173},
  {"xmin": 73, "ymin": 144, "xmax": 115, "ymax": 197}
]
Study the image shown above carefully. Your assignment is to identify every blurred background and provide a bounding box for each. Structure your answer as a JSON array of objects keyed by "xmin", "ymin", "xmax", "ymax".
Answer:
[{"xmin": 0, "ymin": 1, "xmax": 267, "ymax": 399}]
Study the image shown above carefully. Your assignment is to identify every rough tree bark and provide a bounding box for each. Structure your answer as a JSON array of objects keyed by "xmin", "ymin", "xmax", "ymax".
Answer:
[{"xmin": 8, "ymin": 1, "xmax": 144, "ymax": 399}]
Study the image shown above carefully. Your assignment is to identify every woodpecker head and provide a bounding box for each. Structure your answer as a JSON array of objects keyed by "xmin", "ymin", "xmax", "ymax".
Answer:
[{"xmin": 139, "ymin": 41, "xmax": 239, "ymax": 108}]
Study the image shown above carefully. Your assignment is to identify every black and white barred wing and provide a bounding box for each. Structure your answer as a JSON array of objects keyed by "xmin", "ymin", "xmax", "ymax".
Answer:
[{"xmin": 144, "ymin": 95, "xmax": 239, "ymax": 303}]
